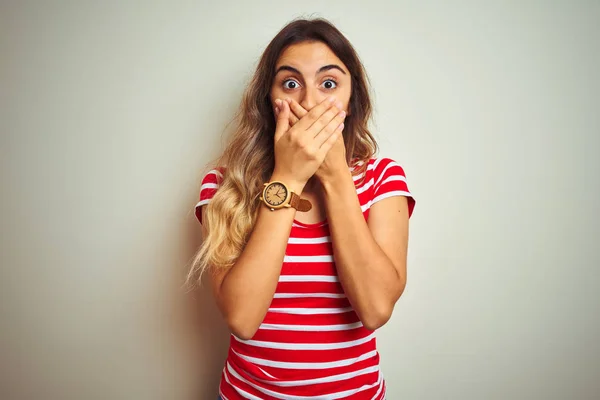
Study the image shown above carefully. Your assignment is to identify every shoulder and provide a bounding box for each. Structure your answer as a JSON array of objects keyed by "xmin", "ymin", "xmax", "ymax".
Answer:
[
  {"xmin": 370, "ymin": 157, "xmax": 407, "ymax": 179},
  {"xmin": 195, "ymin": 166, "xmax": 226, "ymax": 223},
  {"xmin": 200, "ymin": 167, "xmax": 225, "ymax": 187},
  {"xmin": 365, "ymin": 156, "xmax": 415, "ymax": 217}
]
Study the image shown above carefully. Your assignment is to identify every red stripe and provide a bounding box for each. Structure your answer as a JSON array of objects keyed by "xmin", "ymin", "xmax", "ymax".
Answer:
[
  {"xmin": 275, "ymin": 281, "xmax": 343, "ymax": 295},
  {"xmin": 251, "ymin": 325, "xmax": 369, "ymax": 344},
  {"xmin": 262, "ymin": 310, "xmax": 360, "ymax": 325},
  {"xmin": 280, "ymin": 261, "xmax": 337, "ymax": 275},
  {"xmin": 285, "ymin": 242, "xmax": 333, "ymax": 256},
  {"xmin": 269, "ymin": 296, "xmax": 350, "ymax": 309}
]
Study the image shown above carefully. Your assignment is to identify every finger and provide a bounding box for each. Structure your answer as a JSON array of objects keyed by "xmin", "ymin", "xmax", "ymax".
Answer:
[
  {"xmin": 315, "ymin": 108, "xmax": 346, "ymax": 148},
  {"xmin": 307, "ymin": 101, "xmax": 344, "ymax": 138},
  {"xmin": 286, "ymin": 99, "xmax": 303, "ymax": 126},
  {"xmin": 292, "ymin": 96, "xmax": 337, "ymax": 132},
  {"xmin": 317, "ymin": 126, "xmax": 343, "ymax": 157},
  {"xmin": 274, "ymin": 99, "xmax": 290, "ymax": 142},
  {"xmin": 287, "ymin": 98, "xmax": 308, "ymax": 120}
]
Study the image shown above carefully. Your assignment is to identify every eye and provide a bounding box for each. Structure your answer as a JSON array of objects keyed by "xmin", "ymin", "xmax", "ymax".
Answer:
[
  {"xmin": 321, "ymin": 79, "xmax": 337, "ymax": 90},
  {"xmin": 283, "ymin": 79, "xmax": 300, "ymax": 90}
]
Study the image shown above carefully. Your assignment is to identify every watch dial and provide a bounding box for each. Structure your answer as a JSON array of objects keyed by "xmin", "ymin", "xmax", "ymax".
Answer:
[{"xmin": 265, "ymin": 182, "xmax": 287, "ymax": 206}]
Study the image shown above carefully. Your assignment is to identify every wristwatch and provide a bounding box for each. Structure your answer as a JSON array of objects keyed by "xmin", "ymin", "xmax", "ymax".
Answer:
[{"xmin": 260, "ymin": 181, "xmax": 312, "ymax": 212}]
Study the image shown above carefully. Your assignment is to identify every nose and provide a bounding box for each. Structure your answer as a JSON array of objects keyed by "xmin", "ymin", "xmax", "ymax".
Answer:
[{"xmin": 299, "ymin": 86, "xmax": 324, "ymax": 111}]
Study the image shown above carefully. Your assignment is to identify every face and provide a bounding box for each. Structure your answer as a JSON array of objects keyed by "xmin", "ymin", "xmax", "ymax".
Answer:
[{"xmin": 270, "ymin": 41, "xmax": 352, "ymax": 115}]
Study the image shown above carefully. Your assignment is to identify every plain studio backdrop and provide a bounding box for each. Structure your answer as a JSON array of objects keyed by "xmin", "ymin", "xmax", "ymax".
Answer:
[{"xmin": 1, "ymin": 1, "xmax": 599, "ymax": 399}]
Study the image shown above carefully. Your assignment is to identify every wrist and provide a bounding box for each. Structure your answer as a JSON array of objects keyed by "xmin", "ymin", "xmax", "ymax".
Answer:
[
  {"xmin": 321, "ymin": 168, "xmax": 354, "ymax": 194},
  {"xmin": 268, "ymin": 172, "xmax": 306, "ymax": 194}
]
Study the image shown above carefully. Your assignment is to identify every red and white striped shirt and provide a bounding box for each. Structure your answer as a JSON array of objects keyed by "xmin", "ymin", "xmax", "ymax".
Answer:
[{"xmin": 195, "ymin": 157, "xmax": 415, "ymax": 399}]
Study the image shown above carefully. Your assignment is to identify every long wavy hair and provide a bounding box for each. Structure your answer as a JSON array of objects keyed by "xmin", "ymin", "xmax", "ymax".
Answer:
[{"xmin": 187, "ymin": 18, "xmax": 378, "ymax": 285}]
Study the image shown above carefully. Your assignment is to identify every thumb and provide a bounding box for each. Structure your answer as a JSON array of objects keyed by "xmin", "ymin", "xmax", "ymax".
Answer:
[{"xmin": 274, "ymin": 100, "xmax": 290, "ymax": 142}]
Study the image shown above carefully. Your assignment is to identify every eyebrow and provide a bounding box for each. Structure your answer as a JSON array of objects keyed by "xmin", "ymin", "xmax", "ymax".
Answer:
[{"xmin": 275, "ymin": 64, "xmax": 347, "ymax": 76}]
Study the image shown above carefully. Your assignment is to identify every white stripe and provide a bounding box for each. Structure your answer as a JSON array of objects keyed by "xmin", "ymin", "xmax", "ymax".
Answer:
[
  {"xmin": 355, "ymin": 177, "xmax": 375, "ymax": 195},
  {"xmin": 234, "ymin": 331, "xmax": 375, "ymax": 350},
  {"xmin": 352, "ymin": 162, "xmax": 377, "ymax": 182},
  {"xmin": 231, "ymin": 348, "xmax": 378, "ymax": 370},
  {"xmin": 256, "ymin": 365, "xmax": 277, "ymax": 379},
  {"xmin": 352, "ymin": 172, "xmax": 366, "ymax": 182},
  {"xmin": 372, "ymin": 190, "xmax": 412, "ymax": 205},
  {"xmin": 273, "ymin": 293, "xmax": 346, "ymax": 299},
  {"xmin": 268, "ymin": 307, "xmax": 353, "ymax": 315},
  {"xmin": 259, "ymin": 321, "xmax": 363, "ymax": 331},
  {"xmin": 379, "ymin": 175, "xmax": 406, "ymax": 186},
  {"xmin": 219, "ymin": 391, "xmax": 229, "ymax": 400},
  {"xmin": 370, "ymin": 369, "xmax": 384, "ymax": 400},
  {"xmin": 374, "ymin": 160, "xmax": 400, "ymax": 187},
  {"xmin": 287, "ymin": 236, "xmax": 331, "ymax": 244},
  {"xmin": 352, "ymin": 161, "xmax": 377, "ymax": 182},
  {"xmin": 207, "ymin": 169, "xmax": 223, "ymax": 178},
  {"xmin": 200, "ymin": 182, "xmax": 219, "ymax": 191},
  {"xmin": 360, "ymin": 200, "xmax": 373, "ymax": 212},
  {"xmin": 196, "ymin": 199, "xmax": 209, "ymax": 208},
  {"xmin": 233, "ymin": 362, "xmax": 379, "ymax": 387},
  {"xmin": 284, "ymin": 255, "xmax": 333, "ymax": 263},
  {"xmin": 222, "ymin": 368, "xmax": 263, "ymax": 399},
  {"xmin": 372, "ymin": 157, "xmax": 384, "ymax": 171},
  {"xmin": 279, "ymin": 275, "xmax": 338, "ymax": 283},
  {"xmin": 226, "ymin": 362, "xmax": 381, "ymax": 399}
]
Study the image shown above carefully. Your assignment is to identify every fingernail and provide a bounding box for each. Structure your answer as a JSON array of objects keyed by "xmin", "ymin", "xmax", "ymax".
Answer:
[
  {"xmin": 285, "ymin": 98, "xmax": 292, "ymax": 104},
  {"xmin": 338, "ymin": 123, "xmax": 345, "ymax": 130},
  {"xmin": 275, "ymin": 107, "xmax": 279, "ymax": 114},
  {"xmin": 336, "ymin": 101, "xmax": 343, "ymax": 109},
  {"xmin": 340, "ymin": 110, "xmax": 346, "ymax": 118},
  {"xmin": 275, "ymin": 99, "xmax": 282, "ymax": 106},
  {"xmin": 328, "ymin": 96, "xmax": 336, "ymax": 103}
]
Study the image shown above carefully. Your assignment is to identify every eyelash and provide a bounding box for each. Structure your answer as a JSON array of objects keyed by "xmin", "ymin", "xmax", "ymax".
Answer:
[{"xmin": 282, "ymin": 77, "xmax": 338, "ymax": 91}]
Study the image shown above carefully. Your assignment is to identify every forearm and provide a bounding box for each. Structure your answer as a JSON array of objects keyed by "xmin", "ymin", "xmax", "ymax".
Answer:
[
  {"xmin": 218, "ymin": 175, "xmax": 304, "ymax": 339},
  {"xmin": 322, "ymin": 171, "xmax": 404, "ymax": 330}
]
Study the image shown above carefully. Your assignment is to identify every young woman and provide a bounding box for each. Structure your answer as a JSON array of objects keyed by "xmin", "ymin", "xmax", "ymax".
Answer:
[{"xmin": 189, "ymin": 18, "xmax": 415, "ymax": 400}]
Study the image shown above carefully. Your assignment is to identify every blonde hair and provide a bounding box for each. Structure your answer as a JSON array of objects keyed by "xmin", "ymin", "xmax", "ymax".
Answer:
[{"xmin": 186, "ymin": 18, "xmax": 378, "ymax": 286}]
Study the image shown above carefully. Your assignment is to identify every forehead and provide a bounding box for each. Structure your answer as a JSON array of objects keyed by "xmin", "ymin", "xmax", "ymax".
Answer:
[{"xmin": 275, "ymin": 41, "xmax": 347, "ymax": 73}]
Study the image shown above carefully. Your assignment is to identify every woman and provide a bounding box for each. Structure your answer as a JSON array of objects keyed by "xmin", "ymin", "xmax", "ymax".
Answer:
[{"xmin": 189, "ymin": 18, "xmax": 415, "ymax": 400}]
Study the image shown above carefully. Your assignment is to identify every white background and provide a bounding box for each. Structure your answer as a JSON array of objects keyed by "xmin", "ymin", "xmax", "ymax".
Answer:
[{"xmin": 1, "ymin": 1, "xmax": 599, "ymax": 399}]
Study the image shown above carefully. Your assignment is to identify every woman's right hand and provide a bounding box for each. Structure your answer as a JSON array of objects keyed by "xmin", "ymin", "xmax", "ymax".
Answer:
[{"xmin": 272, "ymin": 96, "xmax": 346, "ymax": 192}]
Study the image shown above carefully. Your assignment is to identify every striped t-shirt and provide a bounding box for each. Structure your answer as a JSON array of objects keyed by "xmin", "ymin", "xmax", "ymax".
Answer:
[{"xmin": 195, "ymin": 157, "xmax": 415, "ymax": 400}]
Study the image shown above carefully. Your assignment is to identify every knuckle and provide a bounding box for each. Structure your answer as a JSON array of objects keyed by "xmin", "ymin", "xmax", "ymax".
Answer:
[{"xmin": 297, "ymin": 138, "xmax": 309, "ymax": 149}]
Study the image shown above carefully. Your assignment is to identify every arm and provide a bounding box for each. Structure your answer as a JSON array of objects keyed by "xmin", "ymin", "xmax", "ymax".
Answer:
[
  {"xmin": 203, "ymin": 174, "xmax": 305, "ymax": 340},
  {"xmin": 199, "ymin": 98, "xmax": 351, "ymax": 339},
  {"xmin": 321, "ymin": 169, "xmax": 410, "ymax": 330}
]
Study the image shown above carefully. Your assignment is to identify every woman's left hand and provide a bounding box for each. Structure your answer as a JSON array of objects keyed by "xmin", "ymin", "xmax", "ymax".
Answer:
[{"xmin": 283, "ymin": 98, "xmax": 349, "ymax": 183}]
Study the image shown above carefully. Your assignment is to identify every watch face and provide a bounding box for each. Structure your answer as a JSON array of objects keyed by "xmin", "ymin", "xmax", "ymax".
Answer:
[{"xmin": 265, "ymin": 182, "xmax": 288, "ymax": 207}]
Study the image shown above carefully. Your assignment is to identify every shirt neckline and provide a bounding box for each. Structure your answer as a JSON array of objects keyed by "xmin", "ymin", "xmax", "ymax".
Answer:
[{"xmin": 292, "ymin": 218, "xmax": 329, "ymax": 229}]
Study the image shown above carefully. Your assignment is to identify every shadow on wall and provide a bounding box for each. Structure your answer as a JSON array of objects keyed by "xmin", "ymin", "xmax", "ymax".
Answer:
[{"xmin": 180, "ymin": 208, "xmax": 229, "ymax": 399}]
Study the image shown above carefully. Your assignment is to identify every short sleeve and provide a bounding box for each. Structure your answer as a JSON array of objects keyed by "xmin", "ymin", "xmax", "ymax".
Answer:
[
  {"xmin": 194, "ymin": 168, "xmax": 223, "ymax": 224},
  {"xmin": 372, "ymin": 157, "xmax": 415, "ymax": 217}
]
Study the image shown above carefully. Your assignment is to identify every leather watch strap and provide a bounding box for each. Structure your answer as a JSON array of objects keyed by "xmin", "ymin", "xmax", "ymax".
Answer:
[{"xmin": 289, "ymin": 192, "xmax": 312, "ymax": 212}]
